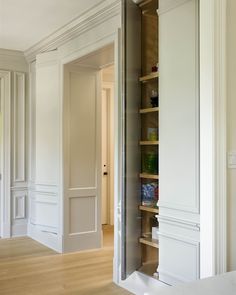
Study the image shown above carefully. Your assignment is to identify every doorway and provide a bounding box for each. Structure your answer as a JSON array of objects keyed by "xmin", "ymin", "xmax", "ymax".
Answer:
[
  {"xmin": 101, "ymin": 65, "xmax": 115, "ymax": 249},
  {"xmin": 63, "ymin": 44, "xmax": 115, "ymax": 253}
]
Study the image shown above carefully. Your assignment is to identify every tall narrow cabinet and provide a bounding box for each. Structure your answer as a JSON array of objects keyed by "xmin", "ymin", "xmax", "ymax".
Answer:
[{"xmin": 123, "ymin": 0, "xmax": 200, "ymax": 286}]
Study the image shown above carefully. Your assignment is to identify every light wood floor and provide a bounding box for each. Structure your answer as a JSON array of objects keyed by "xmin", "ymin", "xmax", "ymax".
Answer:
[{"xmin": 0, "ymin": 227, "xmax": 131, "ymax": 295}]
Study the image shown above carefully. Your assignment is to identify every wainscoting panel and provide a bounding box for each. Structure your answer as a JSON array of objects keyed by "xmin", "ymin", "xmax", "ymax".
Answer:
[
  {"xmin": 13, "ymin": 72, "xmax": 26, "ymax": 184},
  {"xmin": 69, "ymin": 196, "xmax": 96, "ymax": 235},
  {"xmin": 11, "ymin": 189, "xmax": 28, "ymax": 237},
  {"xmin": 158, "ymin": 233, "xmax": 200, "ymax": 285}
]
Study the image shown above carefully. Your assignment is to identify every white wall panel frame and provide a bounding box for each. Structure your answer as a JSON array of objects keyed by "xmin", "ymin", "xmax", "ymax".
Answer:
[
  {"xmin": 13, "ymin": 72, "xmax": 26, "ymax": 183},
  {"xmin": 158, "ymin": 233, "xmax": 200, "ymax": 284},
  {"xmin": 0, "ymin": 71, "xmax": 11, "ymax": 238},
  {"xmin": 13, "ymin": 194, "xmax": 26, "ymax": 219},
  {"xmin": 158, "ymin": 0, "xmax": 200, "ymax": 214},
  {"xmin": 28, "ymin": 62, "xmax": 36, "ymax": 185}
]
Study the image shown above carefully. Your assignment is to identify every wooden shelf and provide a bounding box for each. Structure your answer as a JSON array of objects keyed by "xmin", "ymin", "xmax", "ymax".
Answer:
[
  {"xmin": 140, "ymin": 107, "xmax": 159, "ymax": 114},
  {"xmin": 139, "ymin": 237, "xmax": 159, "ymax": 248},
  {"xmin": 139, "ymin": 262, "xmax": 159, "ymax": 279},
  {"xmin": 139, "ymin": 0, "xmax": 153, "ymax": 7},
  {"xmin": 140, "ymin": 173, "xmax": 159, "ymax": 179},
  {"xmin": 139, "ymin": 72, "xmax": 158, "ymax": 82},
  {"xmin": 139, "ymin": 205, "xmax": 159, "ymax": 213},
  {"xmin": 140, "ymin": 141, "xmax": 159, "ymax": 145}
]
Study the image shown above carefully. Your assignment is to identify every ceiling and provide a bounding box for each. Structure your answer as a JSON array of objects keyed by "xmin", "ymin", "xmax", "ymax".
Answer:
[
  {"xmin": 0, "ymin": 0, "xmax": 103, "ymax": 51},
  {"xmin": 72, "ymin": 44, "xmax": 114, "ymax": 69}
]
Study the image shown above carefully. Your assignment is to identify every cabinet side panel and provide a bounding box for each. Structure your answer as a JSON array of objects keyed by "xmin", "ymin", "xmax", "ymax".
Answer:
[{"xmin": 122, "ymin": 0, "xmax": 142, "ymax": 278}]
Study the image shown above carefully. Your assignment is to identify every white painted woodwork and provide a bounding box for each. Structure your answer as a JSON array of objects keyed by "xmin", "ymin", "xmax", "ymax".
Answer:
[
  {"xmin": 28, "ymin": 62, "xmax": 36, "ymax": 185},
  {"xmin": 35, "ymin": 52, "xmax": 60, "ymax": 186},
  {"xmin": 25, "ymin": 0, "xmax": 121, "ymax": 62},
  {"xmin": 63, "ymin": 66, "xmax": 102, "ymax": 252},
  {"xmin": 102, "ymin": 89, "xmax": 109, "ymax": 225},
  {"xmin": 0, "ymin": 50, "xmax": 28, "ymax": 238},
  {"xmin": 0, "ymin": 0, "xmax": 103, "ymax": 51},
  {"xmin": 13, "ymin": 72, "xmax": 25, "ymax": 183},
  {"xmin": 226, "ymin": 0, "xmax": 236, "ymax": 272},
  {"xmin": 29, "ymin": 50, "xmax": 61, "ymax": 251},
  {"xmin": 0, "ymin": 49, "xmax": 28, "ymax": 72},
  {"xmin": 122, "ymin": 0, "xmax": 142, "ymax": 279},
  {"xmin": 11, "ymin": 70, "xmax": 28, "ymax": 237},
  {"xmin": 158, "ymin": 0, "xmax": 200, "ymax": 285},
  {"xmin": 102, "ymin": 79, "xmax": 115, "ymax": 226},
  {"xmin": 13, "ymin": 193, "xmax": 26, "ymax": 219},
  {"xmin": 0, "ymin": 71, "xmax": 11, "ymax": 238}
]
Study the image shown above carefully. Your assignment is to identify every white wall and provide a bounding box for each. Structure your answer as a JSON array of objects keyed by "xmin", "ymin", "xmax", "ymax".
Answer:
[
  {"xmin": 28, "ymin": 1, "xmax": 121, "ymax": 252},
  {"xmin": 227, "ymin": 0, "xmax": 236, "ymax": 271},
  {"xmin": 0, "ymin": 49, "xmax": 28, "ymax": 237}
]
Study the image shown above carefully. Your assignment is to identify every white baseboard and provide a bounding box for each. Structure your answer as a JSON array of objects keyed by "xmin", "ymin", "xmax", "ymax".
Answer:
[
  {"xmin": 28, "ymin": 223, "xmax": 62, "ymax": 253},
  {"xmin": 12, "ymin": 222, "xmax": 28, "ymax": 237},
  {"xmin": 1, "ymin": 222, "xmax": 11, "ymax": 238},
  {"xmin": 119, "ymin": 271, "xmax": 168, "ymax": 295}
]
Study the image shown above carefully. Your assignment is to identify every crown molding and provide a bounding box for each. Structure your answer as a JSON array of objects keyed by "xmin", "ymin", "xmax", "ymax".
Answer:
[
  {"xmin": 0, "ymin": 48, "xmax": 25, "ymax": 58},
  {"xmin": 24, "ymin": 0, "xmax": 121, "ymax": 63}
]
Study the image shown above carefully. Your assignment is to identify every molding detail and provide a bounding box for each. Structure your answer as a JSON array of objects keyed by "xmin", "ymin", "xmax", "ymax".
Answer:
[
  {"xmin": 199, "ymin": 0, "xmax": 227, "ymax": 277},
  {"xmin": 158, "ymin": 215, "xmax": 200, "ymax": 231},
  {"xmin": 0, "ymin": 71, "xmax": 11, "ymax": 238},
  {"xmin": 158, "ymin": 233, "xmax": 200, "ymax": 284},
  {"xmin": 213, "ymin": 0, "xmax": 227, "ymax": 275},
  {"xmin": 13, "ymin": 195, "xmax": 26, "ymax": 219},
  {"xmin": 13, "ymin": 72, "xmax": 26, "ymax": 183},
  {"xmin": 24, "ymin": 0, "xmax": 121, "ymax": 62},
  {"xmin": 0, "ymin": 49, "xmax": 25, "ymax": 58}
]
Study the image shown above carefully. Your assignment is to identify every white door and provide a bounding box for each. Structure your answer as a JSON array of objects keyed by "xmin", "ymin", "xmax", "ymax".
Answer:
[
  {"xmin": 158, "ymin": 0, "xmax": 200, "ymax": 285},
  {"xmin": 122, "ymin": 0, "xmax": 142, "ymax": 279},
  {"xmin": 102, "ymin": 89, "xmax": 109, "ymax": 225},
  {"xmin": 63, "ymin": 65, "xmax": 102, "ymax": 252}
]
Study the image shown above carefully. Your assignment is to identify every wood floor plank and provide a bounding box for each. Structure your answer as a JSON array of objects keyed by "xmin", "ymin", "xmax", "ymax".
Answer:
[{"xmin": 0, "ymin": 229, "xmax": 132, "ymax": 295}]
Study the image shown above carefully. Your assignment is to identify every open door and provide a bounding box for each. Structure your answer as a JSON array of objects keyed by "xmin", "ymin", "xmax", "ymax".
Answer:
[
  {"xmin": 121, "ymin": 0, "xmax": 142, "ymax": 279},
  {"xmin": 63, "ymin": 65, "xmax": 102, "ymax": 252}
]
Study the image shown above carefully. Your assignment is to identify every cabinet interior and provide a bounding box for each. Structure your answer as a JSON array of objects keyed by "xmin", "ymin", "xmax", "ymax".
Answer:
[{"xmin": 138, "ymin": 0, "xmax": 159, "ymax": 279}]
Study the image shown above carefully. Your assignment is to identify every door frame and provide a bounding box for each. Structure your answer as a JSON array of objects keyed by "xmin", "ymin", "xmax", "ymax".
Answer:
[
  {"xmin": 0, "ymin": 71, "xmax": 11, "ymax": 238},
  {"xmin": 199, "ymin": 0, "xmax": 227, "ymax": 277},
  {"xmin": 60, "ymin": 31, "xmax": 120, "ymax": 259},
  {"xmin": 102, "ymin": 81, "xmax": 115, "ymax": 226}
]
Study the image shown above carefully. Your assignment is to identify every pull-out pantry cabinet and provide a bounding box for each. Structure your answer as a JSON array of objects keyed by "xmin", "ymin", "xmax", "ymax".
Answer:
[{"xmin": 122, "ymin": 0, "xmax": 200, "ymax": 286}]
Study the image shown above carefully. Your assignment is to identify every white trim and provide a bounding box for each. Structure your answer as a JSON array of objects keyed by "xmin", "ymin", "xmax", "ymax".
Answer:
[
  {"xmin": 28, "ymin": 223, "xmax": 62, "ymax": 253},
  {"xmin": 0, "ymin": 49, "xmax": 25, "ymax": 58},
  {"xmin": 200, "ymin": 0, "xmax": 227, "ymax": 278},
  {"xmin": 157, "ymin": 215, "xmax": 200, "ymax": 231},
  {"xmin": 24, "ymin": 0, "xmax": 121, "ymax": 62},
  {"xmin": 213, "ymin": 0, "xmax": 227, "ymax": 275},
  {"xmin": 13, "ymin": 72, "xmax": 26, "ymax": 183},
  {"xmin": 0, "ymin": 71, "xmax": 11, "ymax": 238}
]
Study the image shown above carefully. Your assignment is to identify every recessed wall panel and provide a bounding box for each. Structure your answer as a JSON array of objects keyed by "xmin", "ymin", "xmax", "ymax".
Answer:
[
  {"xmin": 69, "ymin": 72, "xmax": 96, "ymax": 188},
  {"xmin": 69, "ymin": 196, "xmax": 96, "ymax": 234}
]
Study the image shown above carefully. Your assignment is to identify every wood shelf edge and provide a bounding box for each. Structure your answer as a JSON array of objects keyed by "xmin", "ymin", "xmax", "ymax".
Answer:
[
  {"xmin": 140, "ymin": 141, "xmax": 159, "ymax": 145},
  {"xmin": 140, "ymin": 107, "xmax": 159, "ymax": 113},
  {"xmin": 139, "ymin": 237, "xmax": 159, "ymax": 248},
  {"xmin": 140, "ymin": 173, "xmax": 159, "ymax": 179},
  {"xmin": 139, "ymin": 72, "xmax": 158, "ymax": 82},
  {"xmin": 139, "ymin": 205, "xmax": 159, "ymax": 213}
]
